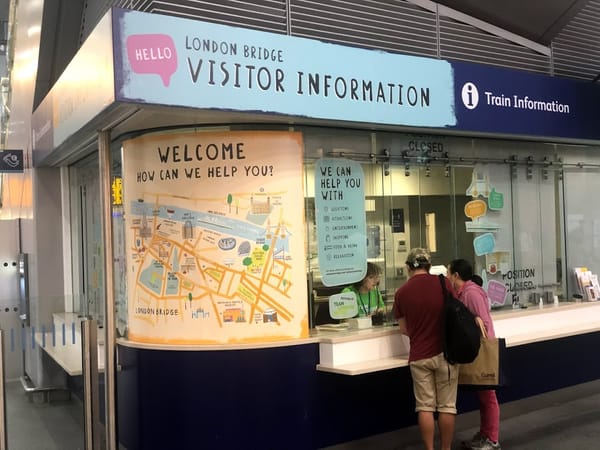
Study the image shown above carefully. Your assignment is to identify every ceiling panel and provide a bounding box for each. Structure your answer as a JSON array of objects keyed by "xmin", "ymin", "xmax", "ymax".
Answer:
[{"xmin": 435, "ymin": 0, "xmax": 589, "ymax": 44}]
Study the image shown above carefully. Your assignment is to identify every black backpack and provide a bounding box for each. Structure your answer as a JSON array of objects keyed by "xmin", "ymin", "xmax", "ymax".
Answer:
[{"xmin": 438, "ymin": 275, "xmax": 481, "ymax": 364}]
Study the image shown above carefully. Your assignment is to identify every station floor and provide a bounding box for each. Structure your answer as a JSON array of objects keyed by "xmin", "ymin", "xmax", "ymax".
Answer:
[
  {"xmin": 4, "ymin": 377, "xmax": 600, "ymax": 449},
  {"xmin": 5, "ymin": 379, "xmax": 84, "ymax": 450},
  {"xmin": 324, "ymin": 378, "xmax": 600, "ymax": 450}
]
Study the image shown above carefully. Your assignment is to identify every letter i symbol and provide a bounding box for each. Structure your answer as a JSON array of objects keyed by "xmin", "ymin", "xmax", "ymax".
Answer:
[{"xmin": 461, "ymin": 82, "xmax": 479, "ymax": 110}]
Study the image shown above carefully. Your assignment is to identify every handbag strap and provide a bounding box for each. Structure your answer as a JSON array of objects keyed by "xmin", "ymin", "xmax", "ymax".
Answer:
[{"xmin": 475, "ymin": 316, "xmax": 487, "ymax": 338}]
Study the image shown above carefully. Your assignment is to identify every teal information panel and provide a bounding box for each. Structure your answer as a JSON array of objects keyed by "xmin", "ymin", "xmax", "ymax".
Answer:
[
  {"xmin": 315, "ymin": 158, "xmax": 366, "ymax": 286},
  {"xmin": 113, "ymin": 8, "xmax": 456, "ymax": 128}
]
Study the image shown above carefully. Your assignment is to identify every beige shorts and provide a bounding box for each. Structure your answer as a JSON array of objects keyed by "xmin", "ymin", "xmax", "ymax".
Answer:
[{"xmin": 409, "ymin": 352, "xmax": 458, "ymax": 414}]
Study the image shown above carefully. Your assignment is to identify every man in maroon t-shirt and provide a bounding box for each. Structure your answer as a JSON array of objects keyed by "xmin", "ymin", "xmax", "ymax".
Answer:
[{"xmin": 394, "ymin": 248, "xmax": 458, "ymax": 450}]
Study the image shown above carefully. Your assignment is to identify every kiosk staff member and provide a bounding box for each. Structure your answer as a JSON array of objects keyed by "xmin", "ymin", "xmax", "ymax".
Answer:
[{"xmin": 342, "ymin": 262, "xmax": 385, "ymax": 317}]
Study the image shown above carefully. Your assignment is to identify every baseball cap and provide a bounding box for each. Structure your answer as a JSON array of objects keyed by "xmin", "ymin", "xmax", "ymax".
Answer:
[{"xmin": 406, "ymin": 248, "xmax": 431, "ymax": 268}]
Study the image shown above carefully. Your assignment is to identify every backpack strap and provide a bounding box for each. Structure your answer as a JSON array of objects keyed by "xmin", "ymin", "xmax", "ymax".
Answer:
[
  {"xmin": 438, "ymin": 274, "xmax": 450, "ymax": 377},
  {"xmin": 438, "ymin": 274, "xmax": 449, "ymax": 303}
]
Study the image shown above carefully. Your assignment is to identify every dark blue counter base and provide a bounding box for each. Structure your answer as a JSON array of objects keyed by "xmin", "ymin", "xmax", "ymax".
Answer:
[{"xmin": 116, "ymin": 332, "xmax": 600, "ymax": 449}]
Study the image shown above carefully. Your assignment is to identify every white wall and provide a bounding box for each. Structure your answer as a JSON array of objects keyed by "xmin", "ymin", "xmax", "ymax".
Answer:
[{"xmin": 2, "ymin": 0, "xmax": 68, "ymax": 386}]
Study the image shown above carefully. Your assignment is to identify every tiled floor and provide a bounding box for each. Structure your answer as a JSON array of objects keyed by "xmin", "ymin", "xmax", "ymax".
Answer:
[
  {"xmin": 5, "ymin": 380, "xmax": 84, "ymax": 450},
  {"xmin": 324, "ymin": 379, "xmax": 600, "ymax": 449}
]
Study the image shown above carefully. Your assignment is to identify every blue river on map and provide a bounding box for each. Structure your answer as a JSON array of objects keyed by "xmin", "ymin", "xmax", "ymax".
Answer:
[{"xmin": 131, "ymin": 201, "xmax": 270, "ymax": 242}]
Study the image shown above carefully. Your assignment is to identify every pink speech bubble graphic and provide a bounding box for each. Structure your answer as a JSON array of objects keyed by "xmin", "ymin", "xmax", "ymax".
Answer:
[
  {"xmin": 487, "ymin": 280, "xmax": 507, "ymax": 306},
  {"xmin": 126, "ymin": 34, "xmax": 178, "ymax": 87}
]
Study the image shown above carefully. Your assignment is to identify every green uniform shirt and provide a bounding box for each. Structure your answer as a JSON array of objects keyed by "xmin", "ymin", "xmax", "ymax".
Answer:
[{"xmin": 341, "ymin": 286, "xmax": 384, "ymax": 317}]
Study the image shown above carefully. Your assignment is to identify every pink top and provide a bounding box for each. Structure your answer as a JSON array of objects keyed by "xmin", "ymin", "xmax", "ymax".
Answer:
[{"xmin": 456, "ymin": 280, "xmax": 496, "ymax": 338}]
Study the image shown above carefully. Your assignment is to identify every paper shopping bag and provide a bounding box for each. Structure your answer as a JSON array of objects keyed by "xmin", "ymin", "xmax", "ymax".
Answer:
[{"xmin": 458, "ymin": 336, "xmax": 508, "ymax": 390}]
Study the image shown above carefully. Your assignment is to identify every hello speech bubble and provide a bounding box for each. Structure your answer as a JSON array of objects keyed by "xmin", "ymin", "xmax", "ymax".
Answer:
[{"xmin": 126, "ymin": 34, "xmax": 178, "ymax": 87}]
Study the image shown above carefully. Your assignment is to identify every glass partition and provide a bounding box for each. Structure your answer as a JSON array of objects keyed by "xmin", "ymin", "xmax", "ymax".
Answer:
[
  {"xmin": 79, "ymin": 126, "xmax": 572, "ymax": 330},
  {"xmin": 510, "ymin": 161, "xmax": 561, "ymax": 306},
  {"xmin": 69, "ymin": 154, "xmax": 105, "ymax": 324},
  {"xmin": 563, "ymin": 167, "xmax": 600, "ymax": 300},
  {"xmin": 302, "ymin": 128, "xmax": 567, "ymax": 326}
]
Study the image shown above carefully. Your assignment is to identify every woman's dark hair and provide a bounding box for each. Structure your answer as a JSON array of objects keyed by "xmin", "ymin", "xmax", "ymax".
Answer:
[
  {"xmin": 448, "ymin": 258, "xmax": 473, "ymax": 282},
  {"xmin": 471, "ymin": 274, "xmax": 484, "ymax": 287}
]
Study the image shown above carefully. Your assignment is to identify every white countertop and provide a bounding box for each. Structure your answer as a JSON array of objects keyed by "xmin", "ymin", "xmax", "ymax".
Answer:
[
  {"xmin": 35, "ymin": 332, "xmax": 105, "ymax": 376},
  {"xmin": 493, "ymin": 301, "xmax": 600, "ymax": 346},
  {"xmin": 316, "ymin": 301, "xmax": 600, "ymax": 375}
]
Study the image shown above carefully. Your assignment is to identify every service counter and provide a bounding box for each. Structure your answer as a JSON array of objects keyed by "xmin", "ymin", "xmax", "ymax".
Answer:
[
  {"xmin": 314, "ymin": 325, "xmax": 409, "ymax": 375},
  {"xmin": 111, "ymin": 301, "xmax": 600, "ymax": 450},
  {"xmin": 40, "ymin": 302, "xmax": 600, "ymax": 379},
  {"xmin": 111, "ymin": 301, "xmax": 600, "ymax": 378},
  {"xmin": 313, "ymin": 301, "xmax": 600, "ymax": 375},
  {"xmin": 35, "ymin": 302, "xmax": 600, "ymax": 450},
  {"xmin": 489, "ymin": 301, "xmax": 600, "ymax": 346}
]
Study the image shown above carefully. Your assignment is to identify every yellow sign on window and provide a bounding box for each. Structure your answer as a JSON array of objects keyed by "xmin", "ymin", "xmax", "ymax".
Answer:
[{"xmin": 111, "ymin": 177, "xmax": 123, "ymax": 205}]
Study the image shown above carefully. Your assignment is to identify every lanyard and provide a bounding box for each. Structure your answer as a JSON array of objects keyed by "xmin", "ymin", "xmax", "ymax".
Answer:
[{"xmin": 358, "ymin": 290, "xmax": 372, "ymax": 315}]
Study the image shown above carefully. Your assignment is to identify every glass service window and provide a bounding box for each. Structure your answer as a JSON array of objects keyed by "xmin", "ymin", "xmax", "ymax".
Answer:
[{"xmin": 302, "ymin": 128, "xmax": 566, "ymax": 327}]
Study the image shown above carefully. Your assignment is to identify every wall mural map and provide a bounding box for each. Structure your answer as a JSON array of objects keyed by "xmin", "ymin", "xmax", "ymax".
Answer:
[{"xmin": 122, "ymin": 131, "xmax": 308, "ymax": 344}]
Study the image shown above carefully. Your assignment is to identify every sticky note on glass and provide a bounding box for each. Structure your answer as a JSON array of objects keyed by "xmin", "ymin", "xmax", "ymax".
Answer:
[
  {"xmin": 487, "ymin": 280, "xmax": 507, "ymax": 306},
  {"xmin": 488, "ymin": 188, "xmax": 504, "ymax": 210},
  {"xmin": 473, "ymin": 233, "xmax": 496, "ymax": 256},
  {"xmin": 464, "ymin": 199, "xmax": 487, "ymax": 220}
]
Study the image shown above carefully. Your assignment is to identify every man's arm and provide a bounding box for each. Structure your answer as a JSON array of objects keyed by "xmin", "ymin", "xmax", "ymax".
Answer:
[{"xmin": 397, "ymin": 317, "xmax": 408, "ymax": 335}]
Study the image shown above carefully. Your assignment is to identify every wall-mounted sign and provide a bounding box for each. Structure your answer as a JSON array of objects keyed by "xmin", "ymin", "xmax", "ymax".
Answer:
[
  {"xmin": 114, "ymin": 9, "xmax": 456, "ymax": 129},
  {"xmin": 112, "ymin": 8, "xmax": 600, "ymax": 142},
  {"xmin": 315, "ymin": 158, "xmax": 366, "ymax": 286},
  {"xmin": 0, "ymin": 150, "xmax": 23, "ymax": 172},
  {"xmin": 111, "ymin": 176, "xmax": 123, "ymax": 205},
  {"xmin": 452, "ymin": 60, "xmax": 600, "ymax": 141},
  {"xmin": 390, "ymin": 208, "xmax": 405, "ymax": 233},
  {"xmin": 122, "ymin": 130, "xmax": 307, "ymax": 344},
  {"xmin": 31, "ymin": 7, "xmax": 600, "ymax": 169},
  {"xmin": 31, "ymin": 8, "xmax": 600, "ymax": 167},
  {"xmin": 389, "ymin": 136, "xmax": 449, "ymax": 157}
]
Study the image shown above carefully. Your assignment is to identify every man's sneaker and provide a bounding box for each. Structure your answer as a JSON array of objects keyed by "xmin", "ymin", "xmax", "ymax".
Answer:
[
  {"xmin": 471, "ymin": 437, "xmax": 501, "ymax": 450},
  {"xmin": 461, "ymin": 432, "xmax": 484, "ymax": 449}
]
